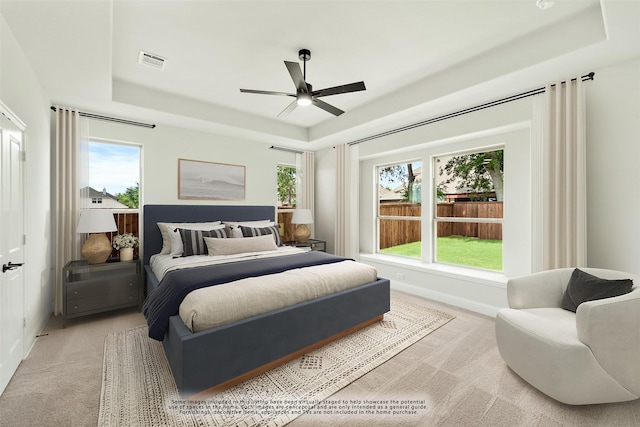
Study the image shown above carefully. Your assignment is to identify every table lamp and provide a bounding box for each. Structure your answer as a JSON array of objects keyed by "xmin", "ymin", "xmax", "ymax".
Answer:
[
  {"xmin": 77, "ymin": 209, "xmax": 117, "ymax": 264},
  {"xmin": 291, "ymin": 209, "xmax": 313, "ymax": 243}
]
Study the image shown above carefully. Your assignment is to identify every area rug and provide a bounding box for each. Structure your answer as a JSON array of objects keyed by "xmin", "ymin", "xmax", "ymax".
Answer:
[{"xmin": 98, "ymin": 294, "xmax": 454, "ymax": 427}]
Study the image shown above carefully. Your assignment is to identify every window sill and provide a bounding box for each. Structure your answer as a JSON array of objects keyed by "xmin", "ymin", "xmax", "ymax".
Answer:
[{"xmin": 359, "ymin": 253, "xmax": 507, "ymax": 289}]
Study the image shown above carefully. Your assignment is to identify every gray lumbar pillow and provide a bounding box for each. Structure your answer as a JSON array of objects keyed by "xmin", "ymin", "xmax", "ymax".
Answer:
[{"xmin": 561, "ymin": 268, "xmax": 633, "ymax": 312}]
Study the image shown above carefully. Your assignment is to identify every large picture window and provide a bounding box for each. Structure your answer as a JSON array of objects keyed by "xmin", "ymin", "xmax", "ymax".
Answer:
[
  {"xmin": 377, "ymin": 161, "xmax": 422, "ymax": 259},
  {"xmin": 434, "ymin": 149, "xmax": 503, "ymax": 271}
]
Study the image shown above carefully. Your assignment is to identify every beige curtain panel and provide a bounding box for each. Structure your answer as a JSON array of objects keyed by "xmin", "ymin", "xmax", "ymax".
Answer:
[
  {"xmin": 334, "ymin": 143, "xmax": 359, "ymax": 259},
  {"xmin": 54, "ymin": 107, "xmax": 89, "ymax": 315},
  {"xmin": 532, "ymin": 78, "xmax": 587, "ymax": 271}
]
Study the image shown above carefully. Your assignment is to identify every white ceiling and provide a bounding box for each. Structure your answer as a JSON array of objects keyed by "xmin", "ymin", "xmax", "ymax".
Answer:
[{"xmin": 1, "ymin": 0, "xmax": 639, "ymax": 150}]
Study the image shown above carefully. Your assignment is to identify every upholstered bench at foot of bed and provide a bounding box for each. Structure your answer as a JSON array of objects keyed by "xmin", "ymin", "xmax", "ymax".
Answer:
[{"xmin": 163, "ymin": 278, "xmax": 391, "ymax": 398}]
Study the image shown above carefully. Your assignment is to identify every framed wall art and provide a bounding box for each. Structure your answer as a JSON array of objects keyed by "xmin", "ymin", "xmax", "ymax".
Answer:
[{"xmin": 178, "ymin": 158, "xmax": 246, "ymax": 200}]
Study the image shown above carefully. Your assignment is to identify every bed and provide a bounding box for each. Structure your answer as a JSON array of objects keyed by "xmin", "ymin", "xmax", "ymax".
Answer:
[{"xmin": 142, "ymin": 204, "xmax": 391, "ymax": 398}]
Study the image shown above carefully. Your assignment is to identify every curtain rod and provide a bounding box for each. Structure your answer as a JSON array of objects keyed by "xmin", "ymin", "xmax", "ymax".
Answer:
[
  {"xmin": 270, "ymin": 145, "xmax": 303, "ymax": 154},
  {"xmin": 50, "ymin": 106, "xmax": 156, "ymax": 129},
  {"xmin": 348, "ymin": 72, "xmax": 595, "ymax": 146}
]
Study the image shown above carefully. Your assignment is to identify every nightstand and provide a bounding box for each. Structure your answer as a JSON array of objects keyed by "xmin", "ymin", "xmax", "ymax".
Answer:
[
  {"xmin": 285, "ymin": 238, "xmax": 326, "ymax": 252},
  {"xmin": 62, "ymin": 258, "xmax": 143, "ymax": 327}
]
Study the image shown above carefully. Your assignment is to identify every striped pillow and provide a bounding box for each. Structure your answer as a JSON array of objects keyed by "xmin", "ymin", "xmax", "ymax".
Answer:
[
  {"xmin": 239, "ymin": 225, "xmax": 282, "ymax": 246},
  {"xmin": 178, "ymin": 227, "xmax": 231, "ymax": 256}
]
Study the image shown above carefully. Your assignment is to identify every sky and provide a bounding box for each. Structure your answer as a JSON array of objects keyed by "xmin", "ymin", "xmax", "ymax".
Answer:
[
  {"xmin": 378, "ymin": 161, "xmax": 422, "ymax": 189},
  {"xmin": 89, "ymin": 141, "xmax": 140, "ymax": 196}
]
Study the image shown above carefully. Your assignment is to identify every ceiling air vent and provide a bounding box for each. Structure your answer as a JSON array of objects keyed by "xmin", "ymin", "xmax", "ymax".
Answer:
[{"xmin": 138, "ymin": 51, "xmax": 166, "ymax": 70}]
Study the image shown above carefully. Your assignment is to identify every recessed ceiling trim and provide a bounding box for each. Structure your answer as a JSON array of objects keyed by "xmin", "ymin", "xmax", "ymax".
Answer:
[{"xmin": 138, "ymin": 50, "xmax": 166, "ymax": 70}]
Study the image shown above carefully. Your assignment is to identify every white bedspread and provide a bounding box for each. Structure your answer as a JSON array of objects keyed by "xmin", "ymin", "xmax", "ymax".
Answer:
[
  {"xmin": 149, "ymin": 246, "xmax": 307, "ymax": 281},
  {"xmin": 179, "ymin": 260, "xmax": 378, "ymax": 333}
]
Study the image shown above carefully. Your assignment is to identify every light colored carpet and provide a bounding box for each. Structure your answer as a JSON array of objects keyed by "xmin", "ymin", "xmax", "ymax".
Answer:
[
  {"xmin": 98, "ymin": 295, "xmax": 454, "ymax": 427},
  {"xmin": 3, "ymin": 290, "xmax": 640, "ymax": 427}
]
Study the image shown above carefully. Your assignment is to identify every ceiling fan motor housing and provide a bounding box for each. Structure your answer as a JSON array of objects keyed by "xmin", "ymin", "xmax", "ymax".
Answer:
[{"xmin": 298, "ymin": 49, "xmax": 311, "ymax": 61}]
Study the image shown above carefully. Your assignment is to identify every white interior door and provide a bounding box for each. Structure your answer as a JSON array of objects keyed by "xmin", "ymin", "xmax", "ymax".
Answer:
[{"xmin": 0, "ymin": 108, "xmax": 26, "ymax": 396}]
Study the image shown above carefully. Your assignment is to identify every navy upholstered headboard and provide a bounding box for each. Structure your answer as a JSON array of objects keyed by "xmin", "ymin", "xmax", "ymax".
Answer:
[{"xmin": 142, "ymin": 205, "xmax": 276, "ymax": 266}]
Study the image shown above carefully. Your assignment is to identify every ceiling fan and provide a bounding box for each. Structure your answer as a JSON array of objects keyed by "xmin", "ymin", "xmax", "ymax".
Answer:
[{"xmin": 240, "ymin": 49, "xmax": 366, "ymax": 117}]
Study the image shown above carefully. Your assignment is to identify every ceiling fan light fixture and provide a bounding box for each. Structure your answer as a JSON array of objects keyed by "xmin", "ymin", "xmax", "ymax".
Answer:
[
  {"xmin": 536, "ymin": 0, "xmax": 554, "ymax": 10},
  {"xmin": 239, "ymin": 48, "xmax": 366, "ymax": 117},
  {"xmin": 296, "ymin": 92, "xmax": 312, "ymax": 106}
]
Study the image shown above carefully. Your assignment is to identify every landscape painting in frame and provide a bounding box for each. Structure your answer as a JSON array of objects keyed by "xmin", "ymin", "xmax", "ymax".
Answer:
[{"xmin": 178, "ymin": 158, "xmax": 245, "ymax": 200}]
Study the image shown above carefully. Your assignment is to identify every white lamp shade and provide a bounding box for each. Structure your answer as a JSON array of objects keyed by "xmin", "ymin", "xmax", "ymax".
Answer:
[
  {"xmin": 76, "ymin": 209, "xmax": 117, "ymax": 233},
  {"xmin": 291, "ymin": 209, "xmax": 313, "ymax": 224}
]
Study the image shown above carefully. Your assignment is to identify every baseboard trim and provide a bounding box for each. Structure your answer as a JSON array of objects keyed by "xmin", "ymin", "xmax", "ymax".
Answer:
[{"xmin": 391, "ymin": 280, "xmax": 500, "ymax": 317}]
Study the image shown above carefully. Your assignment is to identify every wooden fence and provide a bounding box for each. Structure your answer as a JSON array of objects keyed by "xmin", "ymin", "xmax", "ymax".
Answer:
[
  {"xmin": 378, "ymin": 203, "xmax": 422, "ymax": 249},
  {"xmin": 277, "ymin": 209, "xmax": 297, "ymax": 243},
  {"xmin": 436, "ymin": 202, "xmax": 503, "ymax": 241},
  {"xmin": 378, "ymin": 201, "xmax": 503, "ymax": 249}
]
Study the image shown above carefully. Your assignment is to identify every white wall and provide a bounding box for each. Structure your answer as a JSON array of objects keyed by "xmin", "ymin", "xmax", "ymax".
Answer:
[
  {"xmin": 0, "ymin": 14, "xmax": 52, "ymax": 350},
  {"xmin": 88, "ymin": 120, "xmax": 297, "ymax": 207},
  {"xmin": 585, "ymin": 57, "xmax": 640, "ymax": 273}
]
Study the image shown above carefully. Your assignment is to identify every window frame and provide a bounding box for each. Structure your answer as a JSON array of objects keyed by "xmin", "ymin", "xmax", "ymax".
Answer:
[
  {"xmin": 376, "ymin": 159, "xmax": 422, "ymax": 259},
  {"xmin": 432, "ymin": 147, "xmax": 504, "ymax": 271}
]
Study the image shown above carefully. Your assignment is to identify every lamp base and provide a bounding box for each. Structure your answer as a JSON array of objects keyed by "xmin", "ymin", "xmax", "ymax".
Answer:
[
  {"xmin": 82, "ymin": 233, "xmax": 112, "ymax": 264},
  {"xmin": 294, "ymin": 224, "xmax": 311, "ymax": 243}
]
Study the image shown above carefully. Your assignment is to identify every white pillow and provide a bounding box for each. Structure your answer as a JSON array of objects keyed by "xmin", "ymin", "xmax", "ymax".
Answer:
[
  {"xmin": 223, "ymin": 220, "xmax": 275, "ymax": 238},
  {"xmin": 157, "ymin": 221, "xmax": 222, "ymax": 254},
  {"xmin": 204, "ymin": 234, "xmax": 277, "ymax": 256}
]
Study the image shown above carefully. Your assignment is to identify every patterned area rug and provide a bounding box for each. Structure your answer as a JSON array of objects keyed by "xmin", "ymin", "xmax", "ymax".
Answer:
[{"xmin": 98, "ymin": 294, "xmax": 454, "ymax": 427}]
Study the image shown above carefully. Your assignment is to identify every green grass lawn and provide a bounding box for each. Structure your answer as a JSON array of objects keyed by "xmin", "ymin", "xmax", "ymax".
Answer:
[{"xmin": 380, "ymin": 236, "xmax": 503, "ymax": 271}]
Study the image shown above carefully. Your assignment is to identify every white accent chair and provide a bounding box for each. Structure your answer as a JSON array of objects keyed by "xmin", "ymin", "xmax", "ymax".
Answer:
[{"xmin": 495, "ymin": 268, "xmax": 640, "ymax": 405}]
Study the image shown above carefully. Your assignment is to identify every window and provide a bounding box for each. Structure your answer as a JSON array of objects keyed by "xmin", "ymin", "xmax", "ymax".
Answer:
[
  {"xmin": 87, "ymin": 141, "xmax": 141, "ymax": 209},
  {"xmin": 434, "ymin": 149, "xmax": 503, "ymax": 271},
  {"xmin": 377, "ymin": 161, "xmax": 422, "ymax": 259},
  {"xmin": 277, "ymin": 164, "xmax": 297, "ymax": 208}
]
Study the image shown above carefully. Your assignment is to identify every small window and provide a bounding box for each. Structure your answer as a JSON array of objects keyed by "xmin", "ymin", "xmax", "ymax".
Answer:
[
  {"xmin": 434, "ymin": 149, "xmax": 503, "ymax": 271},
  {"xmin": 277, "ymin": 165, "xmax": 297, "ymax": 208},
  {"xmin": 377, "ymin": 161, "xmax": 422, "ymax": 259}
]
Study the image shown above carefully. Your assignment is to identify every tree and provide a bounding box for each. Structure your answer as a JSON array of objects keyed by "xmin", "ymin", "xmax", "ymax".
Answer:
[
  {"xmin": 379, "ymin": 163, "xmax": 419, "ymax": 203},
  {"xmin": 438, "ymin": 150, "xmax": 503, "ymax": 201},
  {"xmin": 116, "ymin": 183, "xmax": 139, "ymax": 209},
  {"xmin": 277, "ymin": 166, "xmax": 296, "ymax": 206}
]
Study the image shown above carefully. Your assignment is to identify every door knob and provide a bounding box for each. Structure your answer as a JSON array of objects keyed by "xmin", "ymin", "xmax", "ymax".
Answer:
[{"xmin": 2, "ymin": 262, "xmax": 24, "ymax": 273}]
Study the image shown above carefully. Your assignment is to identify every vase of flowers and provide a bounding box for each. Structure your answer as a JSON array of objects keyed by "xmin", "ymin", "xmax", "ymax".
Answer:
[{"xmin": 112, "ymin": 233, "xmax": 139, "ymax": 261}]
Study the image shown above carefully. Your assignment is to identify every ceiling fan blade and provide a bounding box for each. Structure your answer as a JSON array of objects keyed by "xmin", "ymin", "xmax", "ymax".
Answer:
[
  {"xmin": 240, "ymin": 89, "xmax": 295, "ymax": 97},
  {"xmin": 284, "ymin": 61, "xmax": 308, "ymax": 93},
  {"xmin": 278, "ymin": 100, "xmax": 298, "ymax": 117},
  {"xmin": 312, "ymin": 98, "xmax": 344, "ymax": 116},
  {"xmin": 312, "ymin": 81, "xmax": 366, "ymax": 98}
]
